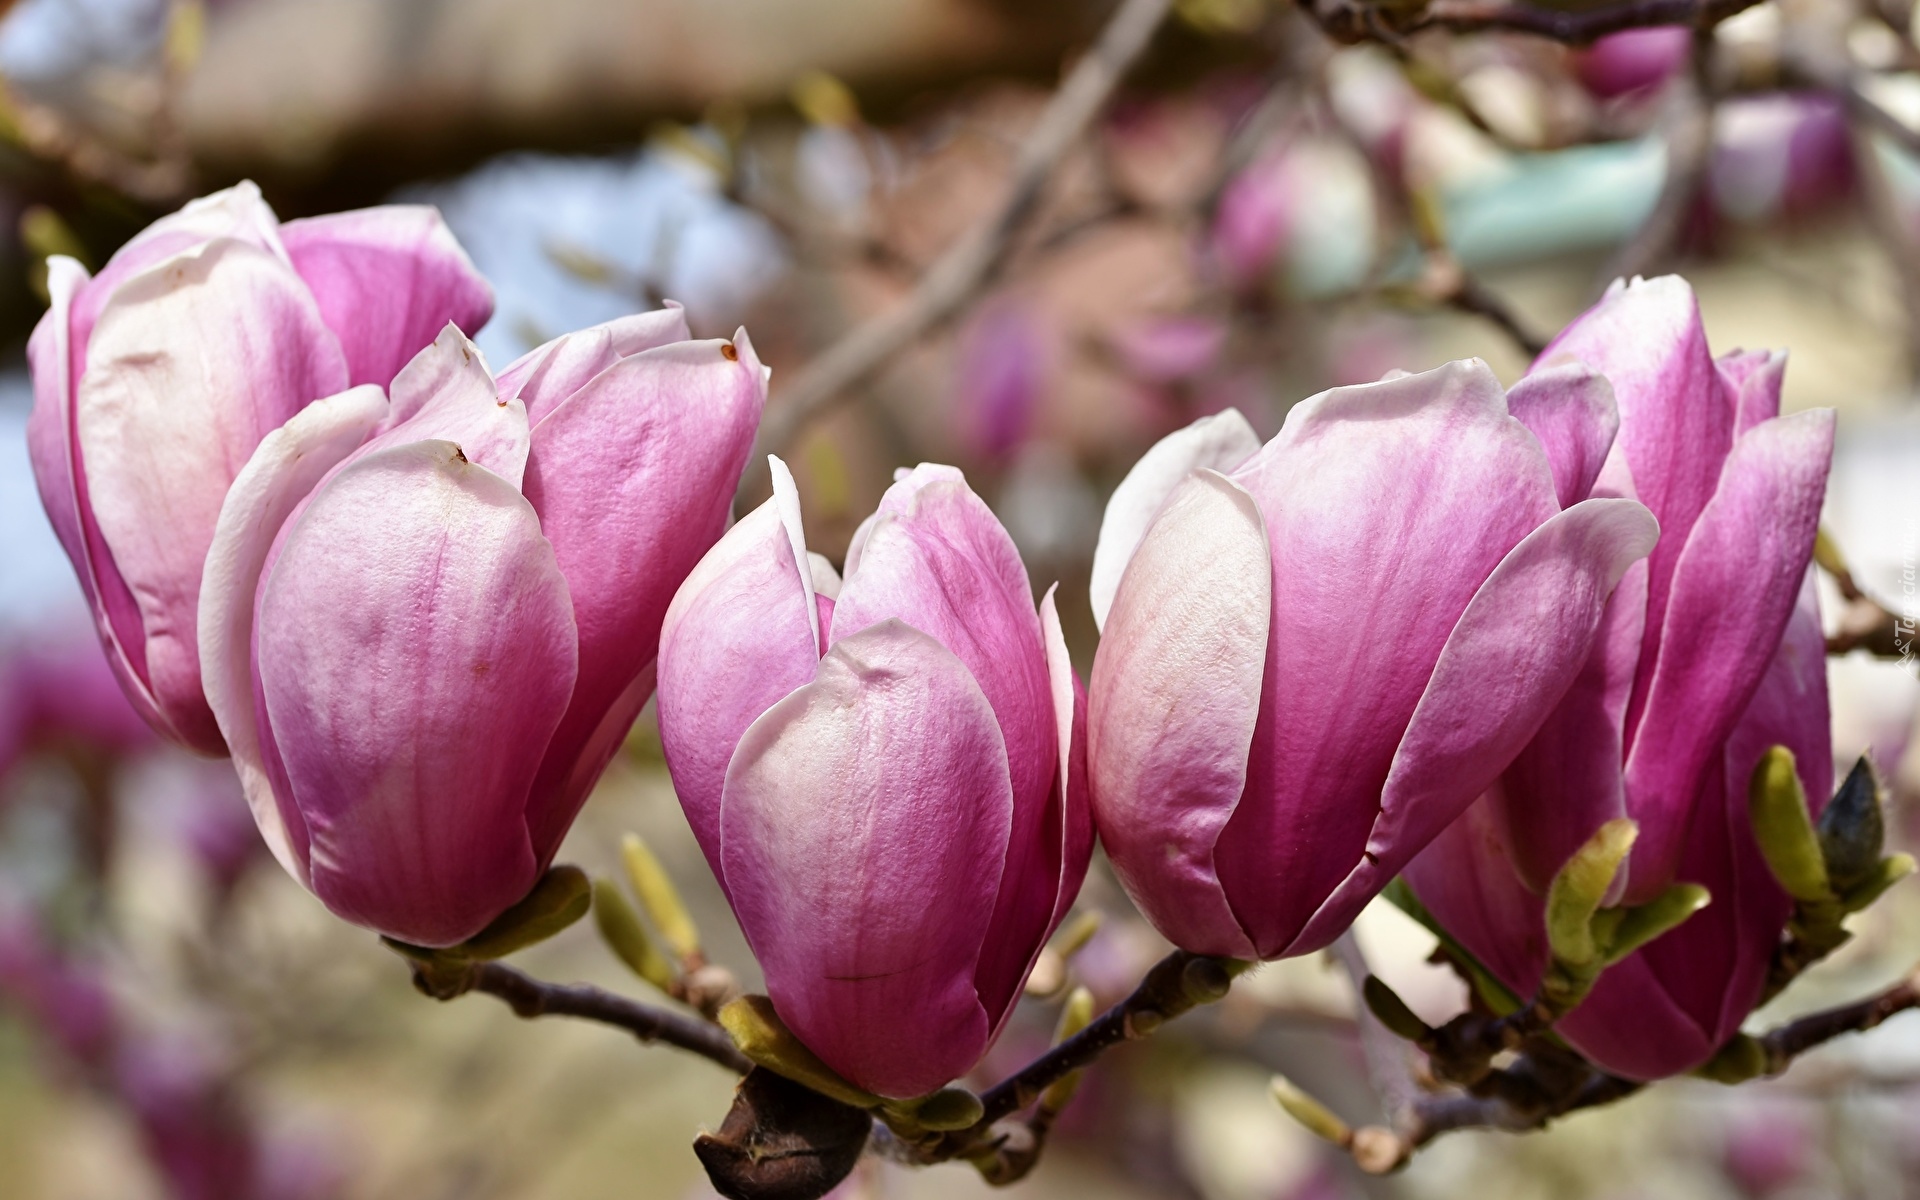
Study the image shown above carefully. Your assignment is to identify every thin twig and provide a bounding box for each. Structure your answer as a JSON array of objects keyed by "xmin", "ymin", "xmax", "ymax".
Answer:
[
  {"xmin": 458, "ymin": 961, "xmax": 751, "ymax": 1073},
  {"xmin": 1756, "ymin": 968, "xmax": 1920, "ymax": 1070},
  {"xmin": 744, "ymin": 0, "xmax": 1174, "ymax": 488},
  {"xmin": 1594, "ymin": 28, "xmax": 1715, "ymax": 290},
  {"xmin": 1307, "ymin": 0, "xmax": 1765, "ymax": 44}
]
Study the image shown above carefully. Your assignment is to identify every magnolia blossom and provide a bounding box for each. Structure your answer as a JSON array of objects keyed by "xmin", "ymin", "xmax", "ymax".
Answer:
[
  {"xmin": 1085, "ymin": 360, "xmax": 1659, "ymax": 961},
  {"xmin": 27, "ymin": 183, "xmax": 493, "ymax": 754},
  {"xmin": 657, "ymin": 461, "xmax": 1091, "ymax": 1098},
  {"xmin": 197, "ymin": 311, "xmax": 766, "ymax": 947},
  {"xmin": 1407, "ymin": 275, "xmax": 1835, "ymax": 1079}
]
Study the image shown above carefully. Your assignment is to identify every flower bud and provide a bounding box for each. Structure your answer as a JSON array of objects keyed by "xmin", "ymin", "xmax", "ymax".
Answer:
[
  {"xmin": 1087, "ymin": 359, "xmax": 1658, "ymax": 961},
  {"xmin": 27, "ymin": 184, "xmax": 494, "ymax": 754},
  {"xmin": 197, "ymin": 314, "xmax": 765, "ymax": 947},
  {"xmin": 1407, "ymin": 275, "xmax": 1837, "ymax": 1080},
  {"xmin": 658, "ymin": 460, "xmax": 1093, "ymax": 1099}
]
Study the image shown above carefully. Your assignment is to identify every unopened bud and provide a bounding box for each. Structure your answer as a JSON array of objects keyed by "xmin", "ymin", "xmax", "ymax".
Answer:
[
  {"xmin": 1546, "ymin": 819, "xmax": 1638, "ymax": 967},
  {"xmin": 1839, "ymin": 852, "xmax": 1915, "ymax": 913},
  {"xmin": 1182, "ymin": 956, "xmax": 1233, "ymax": 1004},
  {"xmin": 1271, "ymin": 1074, "xmax": 1351, "ymax": 1145},
  {"xmin": 1818, "ymin": 757, "xmax": 1885, "ymax": 893},
  {"xmin": 622, "ymin": 834, "xmax": 702, "ymax": 961},
  {"xmin": 1362, "ymin": 976, "xmax": 1432, "ymax": 1042},
  {"xmin": 901, "ymin": 1086, "xmax": 984, "ymax": 1131},
  {"xmin": 1750, "ymin": 747, "xmax": 1831, "ymax": 903},
  {"xmin": 592, "ymin": 879, "xmax": 677, "ymax": 993},
  {"xmin": 1604, "ymin": 883, "xmax": 1711, "ymax": 964}
]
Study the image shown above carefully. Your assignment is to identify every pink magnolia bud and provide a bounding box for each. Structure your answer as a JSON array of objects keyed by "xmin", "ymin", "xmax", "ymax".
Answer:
[
  {"xmin": 1085, "ymin": 362, "xmax": 1660, "ymax": 960},
  {"xmin": 195, "ymin": 311, "xmax": 765, "ymax": 947},
  {"xmin": 26, "ymin": 183, "xmax": 494, "ymax": 756},
  {"xmin": 657, "ymin": 461, "xmax": 1092, "ymax": 1098},
  {"xmin": 1712, "ymin": 94, "xmax": 1854, "ymax": 225},
  {"xmin": 1406, "ymin": 275, "xmax": 1835, "ymax": 1080},
  {"xmin": 1573, "ymin": 27, "xmax": 1691, "ymax": 100},
  {"xmin": 1210, "ymin": 146, "xmax": 1298, "ymax": 289}
]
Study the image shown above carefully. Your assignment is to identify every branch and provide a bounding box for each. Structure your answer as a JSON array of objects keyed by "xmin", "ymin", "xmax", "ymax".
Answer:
[
  {"xmin": 1594, "ymin": 29, "xmax": 1714, "ymax": 290},
  {"xmin": 744, "ymin": 0, "xmax": 1174, "ymax": 486},
  {"xmin": 431, "ymin": 960, "xmax": 751, "ymax": 1074},
  {"xmin": 1305, "ymin": 0, "xmax": 1765, "ymax": 44},
  {"xmin": 1755, "ymin": 967, "xmax": 1920, "ymax": 1071},
  {"xmin": 924, "ymin": 951, "xmax": 1239, "ymax": 1163}
]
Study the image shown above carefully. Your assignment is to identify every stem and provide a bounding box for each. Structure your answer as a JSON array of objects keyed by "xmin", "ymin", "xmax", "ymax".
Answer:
[
  {"xmin": 743, "ymin": 0, "xmax": 1174, "ymax": 487},
  {"xmin": 460, "ymin": 961, "xmax": 751, "ymax": 1074},
  {"xmin": 1756, "ymin": 969, "xmax": 1920, "ymax": 1071}
]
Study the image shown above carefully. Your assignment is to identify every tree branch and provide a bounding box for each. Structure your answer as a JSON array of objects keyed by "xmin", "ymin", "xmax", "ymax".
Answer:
[
  {"xmin": 1305, "ymin": 0, "xmax": 1766, "ymax": 44},
  {"xmin": 743, "ymin": 0, "xmax": 1175, "ymax": 489},
  {"xmin": 434, "ymin": 960, "xmax": 751, "ymax": 1074}
]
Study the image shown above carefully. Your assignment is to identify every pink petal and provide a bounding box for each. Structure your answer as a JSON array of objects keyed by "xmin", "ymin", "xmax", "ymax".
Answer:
[
  {"xmin": 75, "ymin": 238, "xmax": 350, "ymax": 754},
  {"xmin": 256, "ymin": 441, "xmax": 578, "ymax": 947},
  {"xmin": 1719, "ymin": 348, "xmax": 1786, "ymax": 437},
  {"xmin": 1088, "ymin": 469, "xmax": 1267, "ymax": 958},
  {"xmin": 657, "ymin": 469, "xmax": 821, "ymax": 884},
  {"xmin": 1487, "ymin": 552, "xmax": 1646, "ymax": 896},
  {"xmin": 360, "ymin": 324, "xmax": 530, "ymax": 486},
  {"xmin": 520, "ymin": 332, "xmax": 767, "ymax": 860},
  {"xmin": 1213, "ymin": 361, "xmax": 1560, "ymax": 956},
  {"xmin": 1283, "ymin": 498, "xmax": 1659, "ymax": 955},
  {"xmin": 973, "ymin": 585, "xmax": 1094, "ymax": 1032},
  {"xmin": 828, "ymin": 466, "xmax": 1057, "ymax": 982},
  {"xmin": 496, "ymin": 304, "xmax": 691, "ymax": 415},
  {"xmin": 26, "ymin": 256, "xmax": 168, "ymax": 742},
  {"xmin": 198, "ymin": 385, "xmax": 390, "ymax": 882},
  {"xmin": 1505, "ymin": 362, "xmax": 1620, "ymax": 509},
  {"xmin": 719, "ymin": 620, "xmax": 1008, "ymax": 1097},
  {"xmin": 1089, "ymin": 408, "xmax": 1261, "ymax": 632},
  {"xmin": 1620, "ymin": 409, "xmax": 1834, "ymax": 900},
  {"xmin": 280, "ymin": 205, "xmax": 494, "ymax": 388}
]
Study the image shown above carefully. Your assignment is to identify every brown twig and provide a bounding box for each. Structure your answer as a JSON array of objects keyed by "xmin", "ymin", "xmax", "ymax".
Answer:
[
  {"xmin": 1594, "ymin": 28, "xmax": 1716, "ymax": 290},
  {"xmin": 1306, "ymin": 0, "xmax": 1765, "ymax": 44},
  {"xmin": 922, "ymin": 950, "xmax": 1238, "ymax": 1168},
  {"xmin": 1754, "ymin": 968, "xmax": 1920, "ymax": 1070},
  {"xmin": 743, "ymin": 0, "xmax": 1175, "ymax": 489},
  {"xmin": 422, "ymin": 959, "xmax": 751, "ymax": 1074}
]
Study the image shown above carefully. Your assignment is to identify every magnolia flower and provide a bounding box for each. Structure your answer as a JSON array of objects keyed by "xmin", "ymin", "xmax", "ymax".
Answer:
[
  {"xmin": 1085, "ymin": 359, "xmax": 1659, "ymax": 961},
  {"xmin": 27, "ymin": 183, "xmax": 493, "ymax": 754},
  {"xmin": 197, "ymin": 311, "xmax": 766, "ymax": 947},
  {"xmin": 1406, "ymin": 275, "xmax": 1836, "ymax": 1079},
  {"xmin": 657, "ymin": 461, "xmax": 1091, "ymax": 1098}
]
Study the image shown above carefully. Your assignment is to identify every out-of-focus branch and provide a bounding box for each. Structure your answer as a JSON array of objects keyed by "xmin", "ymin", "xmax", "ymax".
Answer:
[
  {"xmin": 745, "ymin": 0, "xmax": 1175, "ymax": 490},
  {"xmin": 1305, "ymin": 0, "xmax": 1765, "ymax": 44},
  {"xmin": 415, "ymin": 959, "xmax": 751, "ymax": 1074},
  {"xmin": 1595, "ymin": 29, "xmax": 1715, "ymax": 289}
]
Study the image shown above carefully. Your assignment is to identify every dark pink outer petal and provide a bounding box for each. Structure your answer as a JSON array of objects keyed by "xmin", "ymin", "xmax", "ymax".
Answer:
[
  {"xmin": 1537, "ymin": 276, "xmax": 1736, "ymax": 747},
  {"xmin": 1088, "ymin": 469, "xmax": 1268, "ymax": 958},
  {"xmin": 280, "ymin": 205, "xmax": 494, "ymax": 388},
  {"xmin": 828, "ymin": 465, "xmax": 1057, "ymax": 1010},
  {"xmin": 75, "ymin": 238, "xmax": 350, "ymax": 754},
  {"xmin": 657, "ymin": 478, "xmax": 821, "ymax": 886},
  {"xmin": 1283, "ymin": 498, "xmax": 1658, "ymax": 957},
  {"xmin": 1503, "ymin": 362, "xmax": 1620, "ymax": 509},
  {"xmin": 1488, "ymin": 554, "xmax": 1645, "ymax": 896},
  {"xmin": 256, "ymin": 442, "xmax": 578, "ymax": 947},
  {"xmin": 520, "ymin": 333, "xmax": 767, "ymax": 863},
  {"xmin": 1620, "ymin": 408, "xmax": 1833, "ymax": 901},
  {"xmin": 720, "ymin": 621, "xmax": 1009, "ymax": 1098},
  {"xmin": 1214, "ymin": 361, "xmax": 1560, "ymax": 956},
  {"xmin": 26, "ymin": 257, "xmax": 169, "ymax": 742},
  {"xmin": 198, "ymin": 385, "xmax": 391, "ymax": 882}
]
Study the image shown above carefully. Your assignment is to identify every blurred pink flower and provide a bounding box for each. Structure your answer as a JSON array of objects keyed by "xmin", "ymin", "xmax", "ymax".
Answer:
[{"xmin": 1573, "ymin": 27, "xmax": 1691, "ymax": 100}]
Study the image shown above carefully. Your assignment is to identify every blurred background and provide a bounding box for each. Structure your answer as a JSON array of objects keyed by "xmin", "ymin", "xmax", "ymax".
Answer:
[{"xmin": 1, "ymin": 0, "xmax": 1919, "ymax": 1196}]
